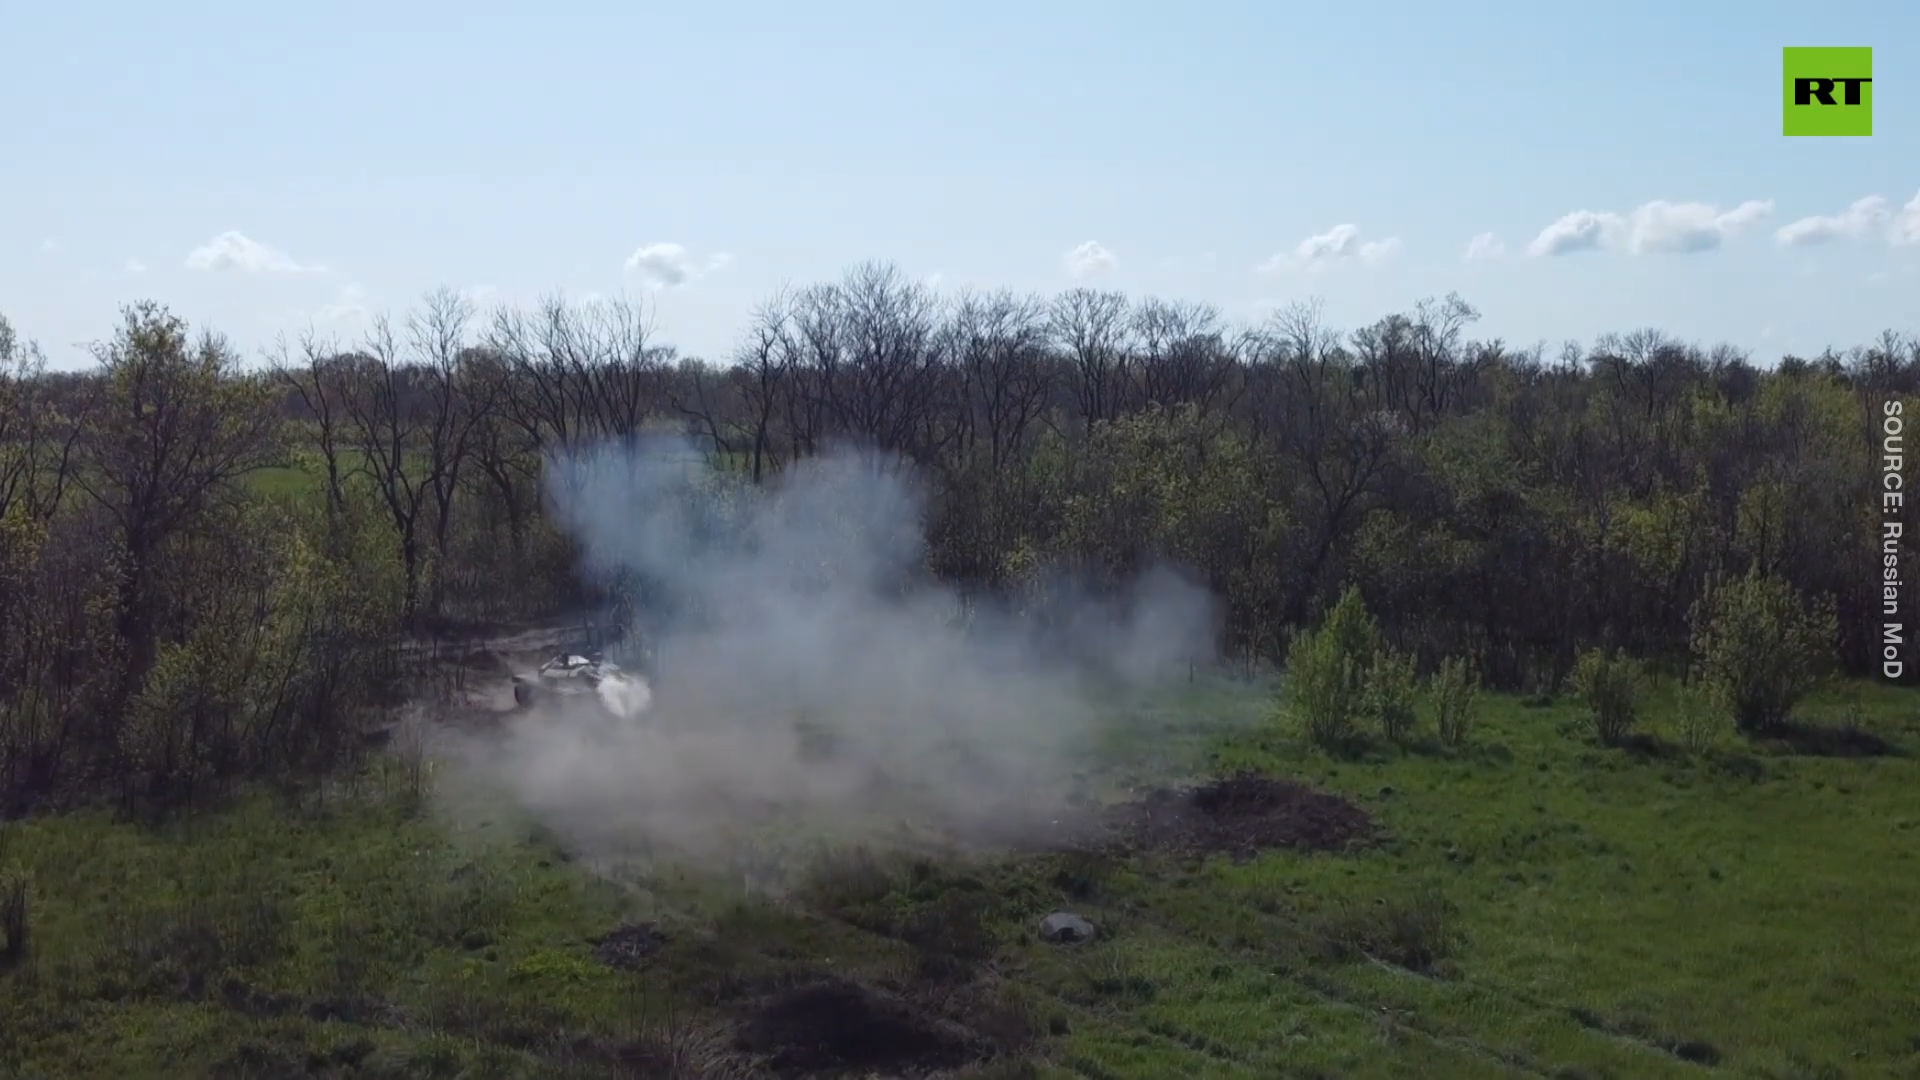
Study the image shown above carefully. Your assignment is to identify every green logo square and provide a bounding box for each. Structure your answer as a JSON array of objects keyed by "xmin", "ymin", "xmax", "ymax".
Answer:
[{"xmin": 1783, "ymin": 47, "xmax": 1873, "ymax": 136}]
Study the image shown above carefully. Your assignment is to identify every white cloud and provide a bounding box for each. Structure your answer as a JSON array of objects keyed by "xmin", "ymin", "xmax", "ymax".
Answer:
[
  {"xmin": 124, "ymin": 258, "xmax": 148, "ymax": 274},
  {"xmin": 1527, "ymin": 199, "xmax": 1772, "ymax": 257},
  {"xmin": 1462, "ymin": 232, "xmax": 1506, "ymax": 261},
  {"xmin": 1776, "ymin": 195, "xmax": 1891, "ymax": 246},
  {"xmin": 1631, "ymin": 199, "xmax": 1772, "ymax": 253},
  {"xmin": 1888, "ymin": 191, "xmax": 1920, "ymax": 246},
  {"xmin": 622, "ymin": 242, "xmax": 731, "ymax": 288},
  {"xmin": 185, "ymin": 231, "xmax": 325, "ymax": 274},
  {"xmin": 1776, "ymin": 192, "xmax": 1920, "ymax": 247},
  {"xmin": 1256, "ymin": 224, "xmax": 1400, "ymax": 273},
  {"xmin": 463, "ymin": 284, "xmax": 502, "ymax": 310},
  {"xmin": 1064, "ymin": 240, "xmax": 1117, "ymax": 279},
  {"xmin": 1528, "ymin": 211, "xmax": 1612, "ymax": 256},
  {"xmin": 39, "ymin": 238, "xmax": 57, "ymax": 253}
]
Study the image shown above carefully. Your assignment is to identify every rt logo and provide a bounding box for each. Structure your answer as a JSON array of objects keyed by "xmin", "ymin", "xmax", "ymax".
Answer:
[{"xmin": 1783, "ymin": 47, "xmax": 1873, "ymax": 136}]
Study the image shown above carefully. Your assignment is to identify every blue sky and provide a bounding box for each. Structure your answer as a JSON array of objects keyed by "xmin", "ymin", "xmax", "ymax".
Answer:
[{"xmin": 4, "ymin": 0, "xmax": 1916, "ymax": 368}]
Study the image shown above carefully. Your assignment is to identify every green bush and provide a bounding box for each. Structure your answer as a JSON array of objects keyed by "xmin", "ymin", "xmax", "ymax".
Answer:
[
  {"xmin": 1431, "ymin": 656, "xmax": 1480, "ymax": 748},
  {"xmin": 1688, "ymin": 568, "xmax": 1839, "ymax": 734},
  {"xmin": 1285, "ymin": 627, "xmax": 1360, "ymax": 751},
  {"xmin": 1283, "ymin": 586, "xmax": 1381, "ymax": 752},
  {"xmin": 1568, "ymin": 648, "xmax": 1647, "ymax": 746},
  {"xmin": 1322, "ymin": 585, "xmax": 1383, "ymax": 675},
  {"xmin": 1362, "ymin": 650, "xmax": 1419, "ymax": 743}
]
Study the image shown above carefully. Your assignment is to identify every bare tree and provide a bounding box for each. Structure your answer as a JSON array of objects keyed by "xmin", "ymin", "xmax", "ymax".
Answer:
[
  {"xmin": 409, "ymin": 289, "xmax": 492, "ymax": 605},
  {"xmin": 1262, "ymin": 299, "xmax": 1396, "ymax": 622},
  {"xmin": 575, "ymin": 296, "xmax": 672, "ymax": 444},
  {"xmin": 0, "ymin": 315, "xmax": 82, "ymax": 523},
  {"xmin": 1130, "ymin": 297, "xmax": 1237, "ymax": 417},
  {"xmin": 669, "ymin": 290, "xmax": 804, "ymax": 483},
  {"xmin": 810, "ymin": 262, "xmax": 951, "ymax": 462},
  {"xmin": 1049, "ymin": 288, "xmax": 1132, "ymax": 426},
  {"xmin": 949, "ymin": 289, "xmax": 1053, "ymax": 474},
  {"xmin": 337, "ymin": 314, "xmax": 433, "ymax": 623},
  {"xmin": 272, "ymin": 329, "xmax": 353, "ymax": 516}
]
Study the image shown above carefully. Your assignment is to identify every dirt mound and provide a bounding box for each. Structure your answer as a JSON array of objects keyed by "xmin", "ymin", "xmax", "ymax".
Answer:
[
  {"xmin": 1101, "ymin": 772, "xmax": 1376, "ymax": 859},
  {"xmin": 736, "ymin": 978, "xmax": 981, "ymax": 1077},
  {"xmin": 591, "ymin": 921, "xmax": 668, "ymax": 971}
]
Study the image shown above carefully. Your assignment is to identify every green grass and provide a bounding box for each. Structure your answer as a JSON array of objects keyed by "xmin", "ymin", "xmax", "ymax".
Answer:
[{"xmin": 3, "ymin": 680, "xmax": 1918, "ymax": 1078}]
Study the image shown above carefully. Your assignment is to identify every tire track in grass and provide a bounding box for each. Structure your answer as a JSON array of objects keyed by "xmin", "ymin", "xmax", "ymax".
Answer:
[
  {"xmin": 1106, "ymin": 891, "xmax": 1581, "ymax": 1078},
  {"xmin": 1024, "ymin": 923, "xmax": 1540, "ymax": 1079}
]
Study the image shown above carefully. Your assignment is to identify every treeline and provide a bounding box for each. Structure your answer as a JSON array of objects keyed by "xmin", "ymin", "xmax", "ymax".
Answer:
[{"xmin": 1, "ymin": 263, "xmax": 1914, "ymax": 809}]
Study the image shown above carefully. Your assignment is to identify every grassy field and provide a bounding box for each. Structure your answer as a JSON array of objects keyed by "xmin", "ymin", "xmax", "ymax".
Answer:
[{"xmin": 3, "ymin": 676, "xmax": 1918, "ymax": 1079}]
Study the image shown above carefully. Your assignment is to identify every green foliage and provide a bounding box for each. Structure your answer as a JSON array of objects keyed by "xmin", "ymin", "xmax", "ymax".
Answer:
[
  {"xmin": 1430, "ymin": 655, "xmax": 1480, "ymax": 748},
  {"xmin": 1321, "ymin": 585, "xmax": 1383, "ymax": 677},
  {"xmin": 1689, "ymin": 568, "xmax": 1839, "ymax": 734},
  {"xmin": 1282, "ymin": 625, "xmax": 1359, "ymax": 751},
  {"xmin": 1673, "ymin": 680, "xmax": 1718, "ymax": 754},
  {"xmin": 1040, "ymin": 405, "xmax": 1290, "ymax": 654},
  {"xmin": 1361, "ymin": 649, "xmax": 1419, "ymax": 743},
  {"xmin": 1568, "ymin": 648, "xmax": 1647, "ymax": 746},
  {"xmin": 1283, "ymin": 586, "xmax": 1383, "ymax": 752}
]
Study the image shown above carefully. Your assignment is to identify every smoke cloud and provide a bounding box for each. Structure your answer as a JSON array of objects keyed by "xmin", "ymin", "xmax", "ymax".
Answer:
[{"xmin": 444, "ymin": 438, "xmax": 1217, "ymax": 875}]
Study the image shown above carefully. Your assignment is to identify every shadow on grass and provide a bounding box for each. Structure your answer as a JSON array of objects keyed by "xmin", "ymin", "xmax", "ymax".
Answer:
[
  {"xmin": 1752, "ymin": 720, "xmax": 1900, "ymax": 759},
  {"xmin": 1613, "ymin": 732, "xmax": 1687, "ymax": 762}
]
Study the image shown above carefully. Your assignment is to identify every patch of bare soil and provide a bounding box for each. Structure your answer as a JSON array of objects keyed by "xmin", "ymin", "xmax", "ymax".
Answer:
[
  {"xmin": 591, "ymin": 921, "xmax": 669, "ymax": 971},
  {"xmin": 735, "ymin": 977, "xmax": 985, "ymax": 1077},
  {"xmin": 1083, "ymin": 771, "xmax": 1377, "ymax": 859}
]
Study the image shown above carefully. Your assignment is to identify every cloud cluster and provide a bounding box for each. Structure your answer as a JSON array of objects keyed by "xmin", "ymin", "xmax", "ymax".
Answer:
[
  {"xmin": 1526, "ymin": 199, "xmax": 1773, "ymax": 257},
  {"xmin": 623, "ymin": 242, "xmax": 734, "ymax": 288},
  {"xmin": 445, "ymin": 439, "xmax": 1218, "ymax": 869},
  {"xmin": 1776, "ymin": 191, "xmax": 1920, "ymax": 247},
  {"xmin": 1257, "ymin": 224, "xmax": 1400, "ymax": 274},
  {"xmin": 185, "ymin": 230, "xmax": 326, "ymax": 274},
  {"xmin": 1064, "ymin": 240, "xmax": 1117, "ymax": 279}
]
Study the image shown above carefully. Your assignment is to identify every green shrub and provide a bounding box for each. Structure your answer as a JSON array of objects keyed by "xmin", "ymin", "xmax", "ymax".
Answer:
[
  {"xmin": 1285, "ymin": 627, "xmax": 1360, "ymax": 751},
  {"xmin": 1568, "ymin": 648, "xmax": 1647, "ymax": 746},
  {"xmin": 1282, "ymin": 586, "xmax": 1381, "ymax": 752},
  {"xmin": 1688, "ymin": 568, "xmax": 1838, "ymax": 734},
  {"xmin": 1322, "ymin": 585, "xmax": 1383, "ymax": 676},
  {"xmin": 1362, "ymin": 650, "xmax": 1419, "ymax": 743},
  {"xmin": 1430, "ymin": 656, "xmax": 1480, "ymax": 748}
]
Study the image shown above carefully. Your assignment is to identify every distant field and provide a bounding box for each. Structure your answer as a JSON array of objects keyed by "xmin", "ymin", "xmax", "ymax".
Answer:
[{"xmin": 3, "ymin": 677, "xmax": 1916, "ymax": 1078}]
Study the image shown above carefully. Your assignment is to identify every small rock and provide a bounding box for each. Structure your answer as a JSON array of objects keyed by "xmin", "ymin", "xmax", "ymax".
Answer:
[{"xmin": 1039, "ymin": 912, "xmax": 1097, "ymax": 944}]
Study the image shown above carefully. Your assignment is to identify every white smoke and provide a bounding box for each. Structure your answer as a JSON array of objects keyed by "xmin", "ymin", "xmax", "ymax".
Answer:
[{"xmin": 446, "ymin": 438, "xmax": 1218, "ymax": 868}]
